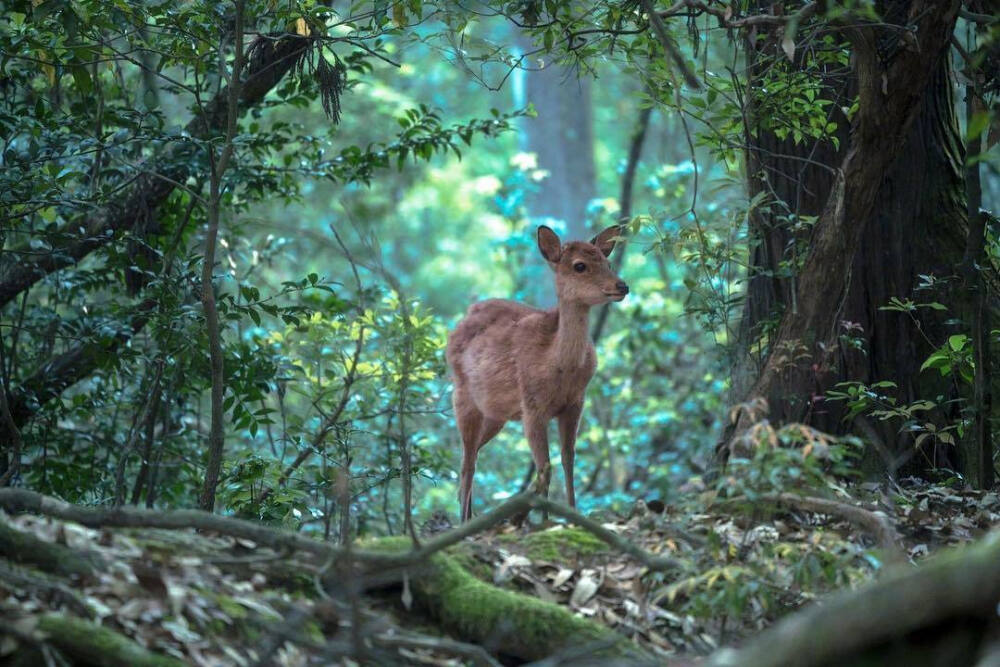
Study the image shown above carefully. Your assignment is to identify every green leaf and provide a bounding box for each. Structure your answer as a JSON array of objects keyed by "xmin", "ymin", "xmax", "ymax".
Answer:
[
  {"xmin": 70, "ymin": 65, "xmax": 92, "ymax": 95},
  {"xmin": 966, "ymin": 110, "xmax": 990, "ymax": 142},
  {"xmin": 919, "ymin": 351, "xmax": 949, "ymax": 374},
  {"xmin": 948, "ymin": 334, "xmax": 967, "ymax": 352}
]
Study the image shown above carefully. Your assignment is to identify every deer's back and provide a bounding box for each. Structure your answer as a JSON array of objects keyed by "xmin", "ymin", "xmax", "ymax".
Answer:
[
  {"xmin": 446, "ymin": 299, "xmax": 541, "ymax": 372},
  {"xmin": 447, "ymin": 299, "xmax": 548, "ymax": 420}
]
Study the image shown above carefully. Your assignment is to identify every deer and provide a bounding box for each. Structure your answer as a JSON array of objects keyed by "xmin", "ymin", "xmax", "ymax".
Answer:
[{"xmin": 446, "ymin": 224, "xmax": 629, "ymax": 522}]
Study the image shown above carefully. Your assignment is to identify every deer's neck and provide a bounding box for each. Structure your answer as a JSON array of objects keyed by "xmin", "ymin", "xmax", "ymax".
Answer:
[{"xmin": 553, "ymin": 301, "xmax": 591, "ymax": 368}]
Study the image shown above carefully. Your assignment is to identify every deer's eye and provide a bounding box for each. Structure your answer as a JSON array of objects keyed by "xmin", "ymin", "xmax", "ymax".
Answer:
[{"xmin": 573, "ymin": 262, "xmax": 587, "ymax": 273}]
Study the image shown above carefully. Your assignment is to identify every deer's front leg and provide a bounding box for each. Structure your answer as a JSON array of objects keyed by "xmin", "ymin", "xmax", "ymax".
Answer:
[
  {"xmin": 522, "ymin": 412, "xmax": 552, "ymax": 499},
  {"xmin": 558, "ymin": 402, "xmax": 583, "ymax": 508}
]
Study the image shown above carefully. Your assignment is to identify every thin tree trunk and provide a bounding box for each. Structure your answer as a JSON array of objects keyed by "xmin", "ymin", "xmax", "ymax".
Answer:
[
  {"xmin": 592, "ymin": 102, "xmax": 653, "ymax": 343},
  {"xmin": 959, "ymin": 81, "xmax": 993, "ymax": 489},
  {"xmin": 522, "ymin": 59, "xmax": 596, "ymax": 239},
  {"xmin": 114, "ymin": 361, "xmax": 164, "ymax": 505},
  {"xmin": 519, "ymin": 42, "xmax": 597, "ymax": 306},
  {"xmin": 198, "ymin": 1, "xmax": 245, "ymax": 512}
]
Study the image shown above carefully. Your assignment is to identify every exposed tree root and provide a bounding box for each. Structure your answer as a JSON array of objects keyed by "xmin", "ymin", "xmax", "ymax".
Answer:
[
  {"xmin": 369, "ymin": 537, "xmax": 652, "ymax": 663},
  {"xmin": 0, "ymin": 489, "xmax": 680, "ymax": 573},
  {"xmin": 0, "ymin": 516, "xmax": 98, "ymax": 579},
  {"xmin": 708, "ymin": 531, "xmax": 1000, "ymax": 667},
  {"xmin": 5, "ymin": 613, "xmax": 186, "ymax": 667},
  {"xmin": 762, "ymin": 493, "xmax": 903, "ymax": 562},
  {"xmin": 0, "ymin": 489, "xmax": 662, "ymax": 663}
]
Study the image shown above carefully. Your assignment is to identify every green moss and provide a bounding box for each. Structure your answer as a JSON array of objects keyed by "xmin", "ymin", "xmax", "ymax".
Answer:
[
  {"xmin": 37, "ymin": 614, "xmax": 185, "ymax": 667},
  {"xmin": 445, "ymin": 542, "xmax": 492, "ymax": 581},
  {"xmin": 363, "ymin": 537, "xmax": 643, "ymax": 662},
  {"xmin": 497, "ymin": 527, "xmax": 610, "ymax": 562},
  {"xmin": 422, "ymin": 547, "xmax": 614, "ymax": 660}
]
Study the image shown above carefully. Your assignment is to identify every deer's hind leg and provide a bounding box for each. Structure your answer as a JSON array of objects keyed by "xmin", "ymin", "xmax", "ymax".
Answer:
[
  {"xmin": 456, "ymin": 388, "xmax": 505, "ymax": 522},
  {"xmin": 456, "ymin": 394, "xmax": 483, "ymax": 523}
]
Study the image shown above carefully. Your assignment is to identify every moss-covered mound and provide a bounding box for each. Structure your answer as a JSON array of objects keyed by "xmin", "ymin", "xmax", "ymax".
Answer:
[
  {"xmin": 497, "ymin": 526, "xmax": 611, "ymax": 562},
  {"xmin": 368, "ymin": 536, "xmax": 644, "ymax": 662}
]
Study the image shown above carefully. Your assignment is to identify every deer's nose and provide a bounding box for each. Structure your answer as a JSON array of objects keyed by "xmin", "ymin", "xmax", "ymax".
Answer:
[{"xmin": 616, "ymin": 281, "xmax": 629, "ymax": 294}]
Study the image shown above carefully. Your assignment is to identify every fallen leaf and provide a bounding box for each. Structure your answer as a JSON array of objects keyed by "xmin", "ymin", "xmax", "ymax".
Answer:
[
  {"xmin": 494, "ymin": 553, "xmax": 532, "ymax": 583},
  {"xmin": 569, "ymin": 572, "xmax": 599, "ymax": 608},
  {"xmin": 551, "ymin": 568, "xmax": 574, "ymax": 589}
]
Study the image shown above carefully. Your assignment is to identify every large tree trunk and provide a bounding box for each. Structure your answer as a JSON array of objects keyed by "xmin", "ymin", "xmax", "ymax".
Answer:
[
  {"xmin": 521, "ymin": 58, "xmax": 596, "ymax": 242},
  {"xmin": 839, "ymin": 59, "xmax": 968, "ymax": 475},
  {"xmin": 515, "ymin": 46, "xmax": 597, "ymax": 308},
  {"xmin": 731, "ymin": 2, "xmax": 964, "ymax": 469}
]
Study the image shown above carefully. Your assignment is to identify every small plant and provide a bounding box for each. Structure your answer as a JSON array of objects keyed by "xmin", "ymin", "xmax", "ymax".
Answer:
[{"xmin": 719, "ymin": 421, "xmax": 862, "ymax": 501}]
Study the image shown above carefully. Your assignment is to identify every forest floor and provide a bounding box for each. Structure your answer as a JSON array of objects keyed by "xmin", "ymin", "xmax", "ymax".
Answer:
[{"xmin": 1, "ymin": 478, "xmax": 999, "ymax": 666}]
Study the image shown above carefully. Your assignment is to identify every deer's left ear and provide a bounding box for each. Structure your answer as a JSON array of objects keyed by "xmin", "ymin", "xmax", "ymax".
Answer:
[{"xmin": 590, "ymin": 225, "xmax": 623, "ymax": 258}]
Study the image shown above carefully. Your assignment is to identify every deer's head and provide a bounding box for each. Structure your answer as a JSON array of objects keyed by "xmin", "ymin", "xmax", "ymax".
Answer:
[{"xmin": 537, "ymin": 225, "xmax": 629, "ymax": 306}]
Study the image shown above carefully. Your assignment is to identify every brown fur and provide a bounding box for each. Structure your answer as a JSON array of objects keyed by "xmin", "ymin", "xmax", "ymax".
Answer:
[{"xmin": 446, "ymin": 225, "xmax": 628, "ymax": 521}]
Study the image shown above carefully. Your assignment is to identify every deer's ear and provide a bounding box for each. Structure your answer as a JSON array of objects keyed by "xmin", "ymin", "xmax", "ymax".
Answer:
[
  {"xmin": 590, "ymin": 225, "xmax": 623, "ymax": 257},
  {"xmin": 537, "ymin": 226, "xmax": 562, "ymax": 264}
]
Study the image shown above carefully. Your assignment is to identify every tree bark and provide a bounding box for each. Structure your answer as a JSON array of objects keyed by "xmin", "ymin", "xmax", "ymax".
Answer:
[
  {"xmin": 957, "ymin": 80, "xmax": 994, "ymax": 489},
  {"xmin": 733, "ymin": 15, "xmax": 849, "ymax": 402}
]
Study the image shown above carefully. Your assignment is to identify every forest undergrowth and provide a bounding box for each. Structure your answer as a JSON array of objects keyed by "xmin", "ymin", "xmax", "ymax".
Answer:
[{"xmin": 2, "ymin": 421, "xmax": 998, "ymax": 666}]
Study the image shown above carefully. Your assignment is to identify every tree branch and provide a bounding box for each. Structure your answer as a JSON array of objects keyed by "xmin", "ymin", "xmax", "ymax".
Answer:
[{"xmin": 640, "ymin": 0, "xmax": 701, "ymax": 89}]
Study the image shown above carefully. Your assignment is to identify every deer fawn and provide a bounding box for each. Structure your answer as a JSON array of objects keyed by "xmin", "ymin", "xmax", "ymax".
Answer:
[{"xmin": 446, "ymin": 225, "xmax": 628, "ymax": 521}]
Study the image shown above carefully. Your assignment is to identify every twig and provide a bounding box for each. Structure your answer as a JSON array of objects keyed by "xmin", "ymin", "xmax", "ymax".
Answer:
[
  {"xmin": 114, "ymin": 360, "xmax": 164, "ymax": 505},
  {"xmin": 737, "ymin": 492, "xmax": 903, "ymax": 562},
  {"xmin": 666, "ymin": 1, "xmax": 820, "ymax": 30},
  {"xmin": 529, "ymin": 496, "xmax": 682, "ymax": 571},
  {"xmin": 255, "ymin": 226, "xmax": 367, "ymax": 508},
  {"xmin": 960, "ymin": 8, "xmax": 997, "ymax": 25}
]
